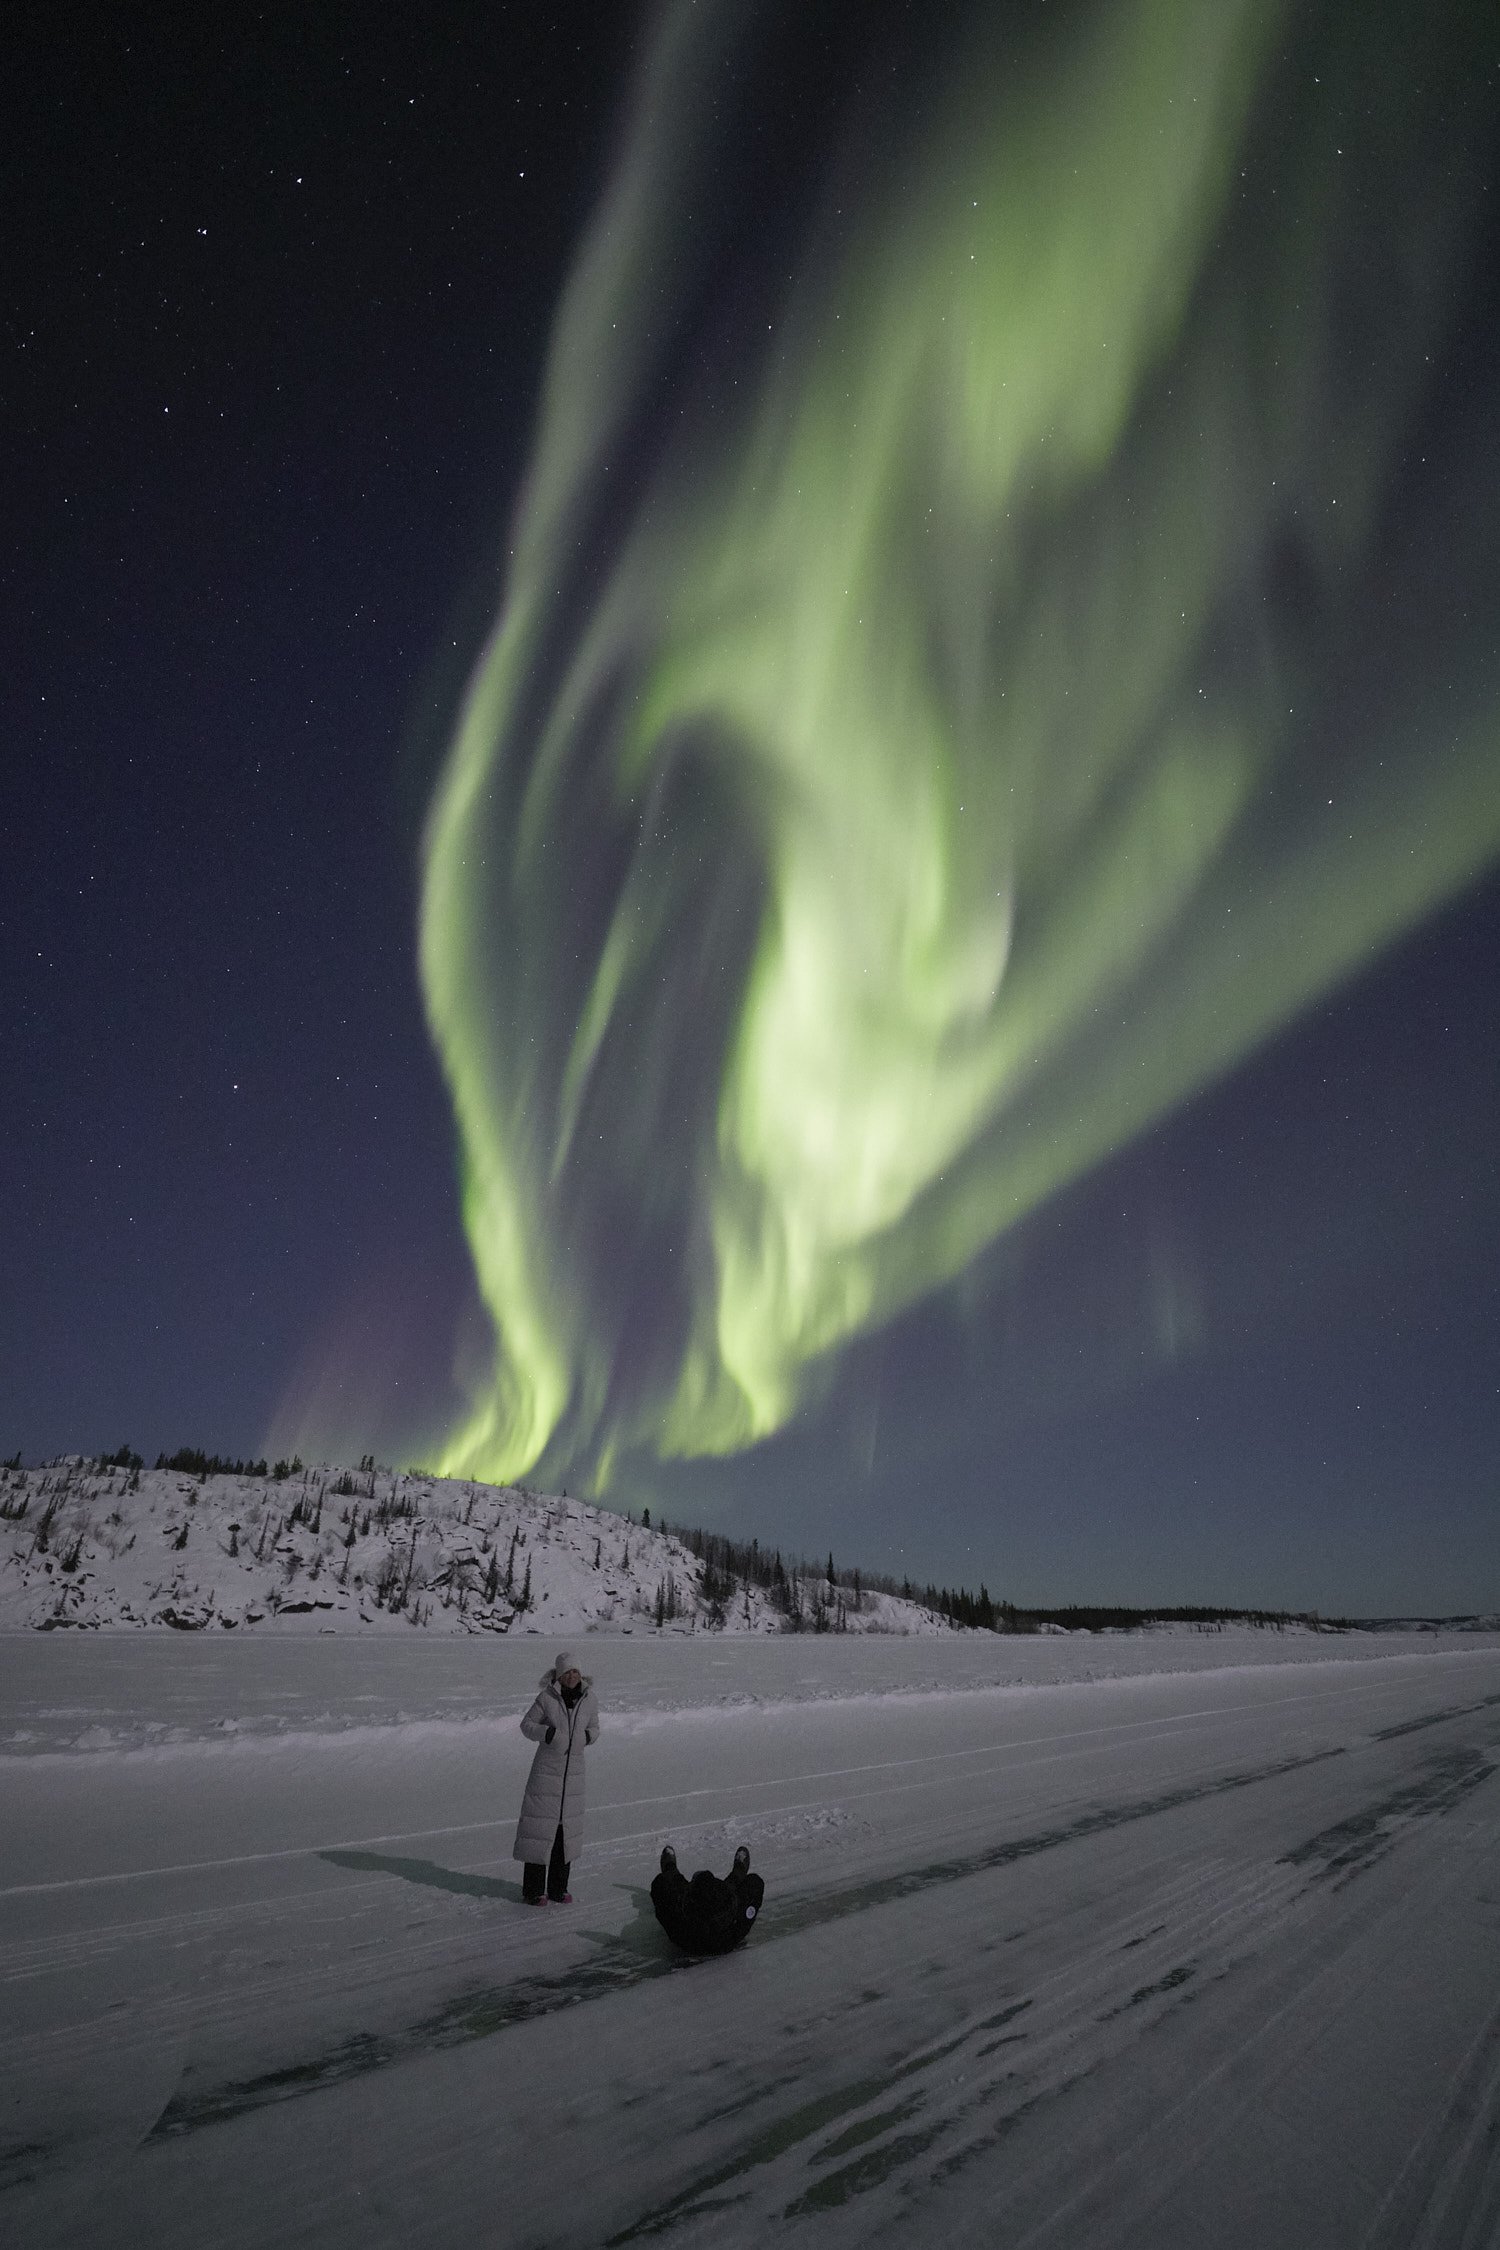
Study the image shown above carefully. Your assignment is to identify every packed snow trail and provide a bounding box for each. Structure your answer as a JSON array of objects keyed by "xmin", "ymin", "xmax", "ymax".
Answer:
[{"xmin": 2, "ymin": 1636, "xmax": 1499, "ymax": 2245}]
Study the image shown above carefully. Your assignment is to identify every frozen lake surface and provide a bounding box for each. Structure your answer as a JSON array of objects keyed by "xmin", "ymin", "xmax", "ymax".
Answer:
[{"xmin": 4, "ymin": 1628, "xmax": 1500, "ymax": 2245}]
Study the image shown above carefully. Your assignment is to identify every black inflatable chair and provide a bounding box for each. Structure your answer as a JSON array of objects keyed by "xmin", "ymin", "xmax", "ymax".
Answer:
[{"xmin": 651, "ymin": 1844, "xmax": 764, "ymax": 1955}]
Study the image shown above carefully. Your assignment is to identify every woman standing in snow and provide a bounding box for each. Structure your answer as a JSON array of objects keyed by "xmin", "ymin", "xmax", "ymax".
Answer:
[{"xmin": 514, "ymin": 1651, "xmax": 600, "ymax": 1904}]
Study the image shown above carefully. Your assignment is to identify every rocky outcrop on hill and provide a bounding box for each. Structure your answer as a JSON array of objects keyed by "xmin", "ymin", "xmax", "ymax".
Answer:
[{"xmin": 0, "ymin": 1457, "xmax": 948, "ymax": 1636}]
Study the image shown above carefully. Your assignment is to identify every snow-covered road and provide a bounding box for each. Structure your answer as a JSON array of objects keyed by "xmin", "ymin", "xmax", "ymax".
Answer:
[{"xmin": 4, "ymin": 1632, "xmax": 1500, "ymax": 2246}]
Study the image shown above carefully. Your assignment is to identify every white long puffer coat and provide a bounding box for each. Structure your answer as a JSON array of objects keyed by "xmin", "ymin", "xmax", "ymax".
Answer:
[{"xmin": 512, "ymin": 1669, "xmax": 600, "ymax": 1863}]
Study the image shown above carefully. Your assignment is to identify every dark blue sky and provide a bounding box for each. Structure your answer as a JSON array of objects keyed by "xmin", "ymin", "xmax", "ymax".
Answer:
[
  {"xmin": 6, "ymin": 3, "xmax": 626, "ymax": 1459},
  {"xmin": 4, "ymin": 1, "xmax": 1497, "ymax": 1614}
]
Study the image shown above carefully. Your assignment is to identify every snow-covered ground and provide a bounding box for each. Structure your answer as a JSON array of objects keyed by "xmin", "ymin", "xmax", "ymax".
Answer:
[
  {"xmin": 4, "ymin": 1627, "xmax": 1500, "ymax": 2246},
  {"xmin": 0, "ymin": 1616, "xmax": 1487, "ymax": 1756},
  {"xmin": 0, "ymin": 1458, "xmax": 946, "ymax": 1637}
]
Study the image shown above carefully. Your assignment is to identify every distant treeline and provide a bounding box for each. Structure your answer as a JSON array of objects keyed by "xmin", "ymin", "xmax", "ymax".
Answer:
[
  {"xmin": 4, "ymin": 1443, "xmax": 312, "ymax": 1480},
  {"xmin": 976, "ymin": 1601, "xmax": 1350, "ymax": 1634},
  {"xmin": 661, "ymin": 1517, "xmax": 1005, "ymax": 1630},
  {"xmin": 7, "ymin": 1448, "xmax": 1347, "ymax": 1636},
  {"xmin": 655, "ymin": 1516, "xmax": 1342, "ymax": 1635},
  {"xmin": 151, "ymin": 1447, "xmax": 304, "ymax": 1480}
]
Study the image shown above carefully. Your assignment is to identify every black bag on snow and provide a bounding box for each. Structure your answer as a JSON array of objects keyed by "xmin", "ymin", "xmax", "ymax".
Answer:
[{"xmin": 650, "ymin": 1844, "xmax": 764, "ymax": 1955}]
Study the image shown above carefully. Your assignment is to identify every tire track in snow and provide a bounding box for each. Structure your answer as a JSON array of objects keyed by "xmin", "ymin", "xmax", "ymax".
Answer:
[
  {"xmin": 135, "ymin": 1743, "xmax": 1344, "ymax": 2143},
  {"xmin": 1281, "ymin": 1743, "xmax": 1496, "ymax": 1886},
  {"xmin": 984, "ymin": 1755, "xmax": 1500, "ymax": 2250},
  {"xmin": 605, "ymin": 1854, "xmax": 1306, "ymax": 2240},
  {"xmin": 602, "ymin": 1738, "xmax": 1500, "ymax": 2244},
  {"xmin": 1361, "ymin": 1983, "xmax": 1500, "ymax": 2250}
]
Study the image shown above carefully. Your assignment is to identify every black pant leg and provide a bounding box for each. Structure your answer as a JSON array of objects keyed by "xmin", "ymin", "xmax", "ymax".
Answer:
[
  {"xmin": 522, "ymin": 1860, "xmax": 546, "ymax": 1901},
  {"xmin": 547, "ymin": 1824, "xmax": 571, "ymax": 1900}
]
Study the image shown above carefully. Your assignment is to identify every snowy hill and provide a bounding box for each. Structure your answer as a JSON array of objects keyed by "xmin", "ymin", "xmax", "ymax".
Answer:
[{"xmin": 0, "ymin": 1456, "xmax": 951, "ymax": 1636}]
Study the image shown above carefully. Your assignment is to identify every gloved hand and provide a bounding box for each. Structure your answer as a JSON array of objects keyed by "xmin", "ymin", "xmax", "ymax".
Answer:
[{"xmin": 545, "ymin": 1725, "xmax": 556, "ymax": 1743}]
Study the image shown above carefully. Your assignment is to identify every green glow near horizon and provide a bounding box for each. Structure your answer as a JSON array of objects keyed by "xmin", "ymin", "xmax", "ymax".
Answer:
[{"xmin": 420, "ymin": 0, "xmax": 1500, "ymax": 1484}]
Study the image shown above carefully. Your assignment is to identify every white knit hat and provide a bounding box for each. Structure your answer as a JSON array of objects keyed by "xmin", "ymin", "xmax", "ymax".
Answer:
[{"xmin": 554, "ymin": 1651, "xmax": 579, "ymax": 1677}]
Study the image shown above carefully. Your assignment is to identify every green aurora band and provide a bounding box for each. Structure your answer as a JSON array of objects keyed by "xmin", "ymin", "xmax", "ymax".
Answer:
[{"xmin": 420, "ymin": 0, "xmax": 1500, "ymax": 1486}]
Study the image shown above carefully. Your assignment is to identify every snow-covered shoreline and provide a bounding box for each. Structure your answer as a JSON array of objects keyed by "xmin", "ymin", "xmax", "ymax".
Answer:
[
  {"xmin": 6, "ymin": 1616, "xmax": 1499, "ymax": 1760},
  {"xmin": 6, "ymin": 1456, "xmax": 1496, "ymax": 1764},
  {"xmin": 0, "ymin": 1456, "xmax": 946, "ymax": 1638}
]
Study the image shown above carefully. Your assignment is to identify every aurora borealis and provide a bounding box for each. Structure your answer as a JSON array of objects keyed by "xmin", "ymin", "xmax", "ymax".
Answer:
[
  {"xmin": 420, "ymin": 0, "xmax": 1500, "ymax": 1492},
  {"xmin": 9, "ymin": 0, "xmax": 1499, "ymax": 1610}
]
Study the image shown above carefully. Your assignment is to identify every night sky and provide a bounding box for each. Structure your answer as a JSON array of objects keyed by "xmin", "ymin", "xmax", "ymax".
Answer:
[{"xmin": 6, "ymin": 0, "xmax": 1498, "ymax": 1615}]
